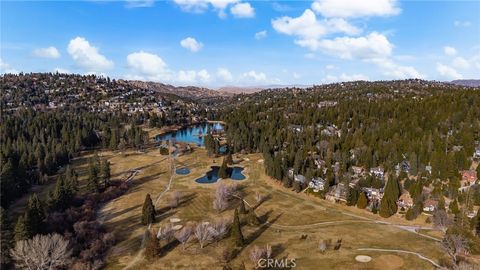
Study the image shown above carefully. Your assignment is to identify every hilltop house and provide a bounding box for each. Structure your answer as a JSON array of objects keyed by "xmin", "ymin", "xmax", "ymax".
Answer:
[
  {"xmin": 474, "ymin": 147, "xmax": 480, "ymax": 159},
  {"xmin": 309, "ymin": 177, "xmax": 327, "ymax": 191},
  {"xmin": 351, "ymin": 166, "xmax": 364, "ymax": 176},
  {"xmin": 458, "ymin": 170, "xmax": 477, "ymax": 191},
  {"xmin": 397, "ymin": 192, "xmax": 413, "ymax": 209},
  {"xmin": 326, "ymin": 183, "xmax": 348, "ymax": 202},
  {"xmin": 294, "ymin": 174, "xmax": 306, "ymax": 184},
  {"xmin": 361, "ymin": 187, "xmax": 384, "ymax": 201},
  {"xmin": 370, "ymin": 167, "xmax": 385, "ymax": 179},
  {"xmin": 423, "ymin": 199, "xmax": 438, "ymax": 212}
]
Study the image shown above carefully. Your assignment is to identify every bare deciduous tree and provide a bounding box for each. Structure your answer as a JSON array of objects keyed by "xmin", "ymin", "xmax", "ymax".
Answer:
[
  {"xmin": 249, "ymin": 245, "xmax": 272, "ymax": 269},
  {"xmin": 194, "ymin": 222, "xmax": 215, "ymax": 249},
  {"xmin": 213, "ymin": 183, "xmax": 230, "ymax": 212},
  {"xmin": 433, "ymin": 209, "xmax": 452, "ymax": 231},
  {"xmin": 11, "ymin": 233, "xmax": 71, "ymax": 270},
  {"xmin": 255, "ymin": 191, "xmax": 265, "ymax": 204},
  {"xmin": 442, "ymin": 234, "xmax": 469, "ymax": 270},
  {"xmin": 175, "ymin": 225, "xmax": 193, "ymax": 250},
  {"xmin": 211, "ymin": 218, "xmax": 230, "ymax": 241},
  {"xmin": 157, "ymin": 224, "xmax": 174, "ymax": 243}
]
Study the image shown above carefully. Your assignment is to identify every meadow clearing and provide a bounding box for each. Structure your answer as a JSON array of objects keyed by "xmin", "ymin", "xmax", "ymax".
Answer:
[{"xmin": 94, "ymin": 146, "xmax": 447, "ymax": 270}]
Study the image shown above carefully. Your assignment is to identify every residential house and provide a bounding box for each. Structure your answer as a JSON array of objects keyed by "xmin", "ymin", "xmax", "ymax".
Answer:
[
  {"xmin": 361, "ymin": 187, "xmax": 384, "ymax": 201},
  {"xmin": 474, "ymin": 147, "xmax": 480, "ymax": 159},
  {"xmin": 309, "ymin": 177, "xmax": 326, "ymax": 192},
  {"xmin": 370, "ymin": 167, "xmax": 385, "ymax": 179},
  {"xmin": 294, "ymin": 174, "xmax": 306, "ymax": 184},
  {"xmin": 423, "ymin": 199, "xmax": 438, "ymax": 212},
  {"xmin": 351, "ymin": 166, "xmax": 364, "ymax": 176},
  {"xmin": 326, "ymin": 183, "xmax": 348, "ymax": 202},
  {"xmin": 397, "ymin": 192, "xmax": 413, "ymax": 209},
  {"xmin": 461, "ymin": 170, "xmax": 477, "ymax": 186}
]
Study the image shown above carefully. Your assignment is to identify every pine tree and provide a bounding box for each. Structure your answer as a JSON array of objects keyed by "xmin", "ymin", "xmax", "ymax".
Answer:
[
  {"xmin": 230, "ymin": 208, "xmax": 244, "ymax": 247},
  {"xmin": 24, "ymin": 194, "xmax": 45, "ymax": 236},
  {"xmin": 100, "ymin": 159, "xmax": 111, "ymax": 188},
  {"xmin": 346, "ymin": 187, "xmax": 359, "ymax": 206},
  {"xmin": 87, "ymin": 159, "xmax": 100, "ymax": 193},
  {"xmin": 246, "ymin": 209, "xmax": 260, "ymax": 226},
  {"xmin": 218, "ymin": 158, "xmax": 230, "ymax": 179},
  {"xmin": 379, "ymin": 177, "xmax": 400, "ymax": 218},
  {"xmin": 225, "ymin": 152, "xmax": 234, "ymax": 165},
  {"xmin": 239, "ymin": 200, "xmax": 247, "ymax": 214},
  {"xmin": 142, "ymin": 194, "xmax": 156, "ymax": 225},
  {"xmin": 0, "ymin": 207, "xmax": 12, "ymax": 267},
  {"xmin": 14, "ymin": 215, "xmax": 29, "ymax": 242},
  {"xmin": 144, "ymin": 230, "xmax": 161, "ymax": 259},
  {"xmin": 357, "ymin": 192, "xmax": 368, "ymax": 209}
]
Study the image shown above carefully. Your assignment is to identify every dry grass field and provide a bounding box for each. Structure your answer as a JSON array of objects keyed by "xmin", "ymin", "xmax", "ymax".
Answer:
[{"xmin": 91, "ymin": 147, "xmax": 447, "ymax": 270}]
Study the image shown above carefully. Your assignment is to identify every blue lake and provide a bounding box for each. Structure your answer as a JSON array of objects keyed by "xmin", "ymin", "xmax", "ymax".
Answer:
[
  {"xmin": 175, "ymin": 168, "xmax": 191, "ymax": 175},
  {"xmin": 155, "ymin": 123, "xmax": 223, "ymax": 146},
  {"xmin": 195, "ymin": 166, "xmax": 246, "ymax": 184}
]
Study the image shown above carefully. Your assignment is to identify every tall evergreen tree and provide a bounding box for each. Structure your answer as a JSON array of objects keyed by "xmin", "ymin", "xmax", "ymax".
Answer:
[
  {"xmin": 144, "ymin": 230, "xmax": 161, "ymax": 259},
  {"xmin": 24, "ymin": 194, "xmax": 45, "ymax": 236},
  {"xmin": 379, "ymin": 177, "xmax": 400, "ymax": 218},
  {"xmin": 142, "ymin": 194, "xmax": 156, "ymax": 225},
  {"xmin": 230, "ymin": 208, "xmax": 244, "ymax": 247},
  {"xmin": 87, "ymin": 159, "xmax": 100, "ymax": 193},
  {"xmin": 218, "ymin": 158, "xmax": 230, "ymax": 179},
  {"xmin": 0, "ymin": 207, "xmax": 12, "ymax": 267},
  {"xmin": 14, "ymin": 215, "xmax": 29, "ymax": 242},
  {"xmin": 357, "ymin": 192, "xmax": 368, "ymax": 209},
  {"xmin": 100, "ymin": 159, "xmax": 111, "ymax": 189}
]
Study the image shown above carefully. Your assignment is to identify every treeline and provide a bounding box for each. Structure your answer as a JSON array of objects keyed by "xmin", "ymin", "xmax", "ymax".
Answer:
[
  {"xmin": 223, "ymin": 90, "xmax": 480, "ymax": 198},
  {"xmin": 0, "ymin": 109, "xmax": 148, "ymax": 208}
]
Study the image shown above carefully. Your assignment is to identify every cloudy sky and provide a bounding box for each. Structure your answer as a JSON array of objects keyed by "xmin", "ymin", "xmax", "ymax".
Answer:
[{"xmin": 1, "ymin": 0, "xmax": 479, "ymax": 86}]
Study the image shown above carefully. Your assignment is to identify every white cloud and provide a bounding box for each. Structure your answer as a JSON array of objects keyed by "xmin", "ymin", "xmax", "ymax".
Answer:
[
  {"xmin": 325, "ymin": 64, "xmax": 335, "ymax": 70},
  {"xmin": 272, "ymin": 9, "xmax": 361, "ymax": 44},
  {"xmin": 217, "ymin": 68, "xmax": 233, "ymax": 82},
  {"xmin": 311, "ymin": 0, "xmax": 400, "ymax": 18},
  {"xmin": 443, "ymin": 46, "xmax": 457, "ymax": 56},
  {"xmin": 67, "ymin": 37, "xmax": 113, "ymax": 71},
  {"xmin": 242, "ymin": 70, "xmax": 267, "ymax": 82},
  {"xmin": 0, "ymin": 58, "xmax": 19, "ymax": 74},
  {"xmin": 127, "ymin": 51, "xmax": 167, "ymax": 76},
  {"xmin": 173, "ymin": 0, "xmax": 242, "ymax": 17},
  {"xmin": 197, "ymin": 69, "xmax": 211, "ymax": 83},
  {"xmin": 293, "ymin": 72, "xmax": 301, "ymax": 79},
  {"xmin": 125, "ymin": 0, "xmax": 154, "ymax": 8},
  {"xmin": 180, "ymin": 37, "xmax": 203, "ymax": 52},
  {"xmin": 177, "ymin": 70, "xmax": 198, "ymax": 83},
  {"xmin": 33, "ymin": 46, "xmax": 60, "ymax": 59},
  {"xmin": 322, "ymin": 73, "xmax": 369, "ymax": 83},
  {"xmin": 452, "ymin": 57, "xmax": 470, "ymax": 69},
  {"xmin": 255, "ymin": 30, "xmax": 267, "ymax": 40},
  {"xmin": 304, "ymin": 32, "xmax": 393, "ymax": 59},
  {"xmin": 454, "ymin": 20, "xmax": 471, "ymax": 27},
  {"xmin": 230, "ymin": 2, "xmax": 255, "ymax": 18},
  {"xmin": 436, "ymin": 63, "xmax": 462, "ymax": 80},
  {"xmin": 371, "ymin": 58, "xmax": 422, "ymax": 79}
]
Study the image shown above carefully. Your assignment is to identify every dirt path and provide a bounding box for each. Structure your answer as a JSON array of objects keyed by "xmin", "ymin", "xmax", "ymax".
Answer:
[
  {"xmin": 124, "ymin": 153, "xmax": 175, "ymax": 270},
  {"xmin": 356, "ymin": 248, "xmax": 445, "ymax": 269}
]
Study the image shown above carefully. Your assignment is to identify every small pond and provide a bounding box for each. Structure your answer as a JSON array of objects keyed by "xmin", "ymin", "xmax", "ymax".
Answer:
[
  {"xmin": 195, "ymin": 166, "xmax": 246, "ymax": 184},
  {"xmin": 175, "ymin": 168, "xmax": 191, "ymax": 175},
  {"xmin": 156, "ymin": 123, "xmax": 223, "ymax": 146}
]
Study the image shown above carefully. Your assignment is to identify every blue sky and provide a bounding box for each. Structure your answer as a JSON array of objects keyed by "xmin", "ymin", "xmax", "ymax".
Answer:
[{"xmin": 1, "ymin": 0, "xmax": 479, "ymax": 86}]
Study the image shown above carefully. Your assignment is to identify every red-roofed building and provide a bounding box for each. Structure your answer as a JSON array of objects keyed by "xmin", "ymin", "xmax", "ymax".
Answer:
[{"xmin": 461, "ymin": 170, "xmax": 477, "ymax": 187}]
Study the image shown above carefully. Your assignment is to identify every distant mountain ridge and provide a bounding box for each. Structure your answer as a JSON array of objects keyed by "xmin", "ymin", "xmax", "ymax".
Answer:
[
  {"xmin": 450, "ymin": 80, "xmax": 480, "ymax": 87},
  {"xmin": 124, "ymin": 80, "xmax": 233, "ymax": 100}
]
